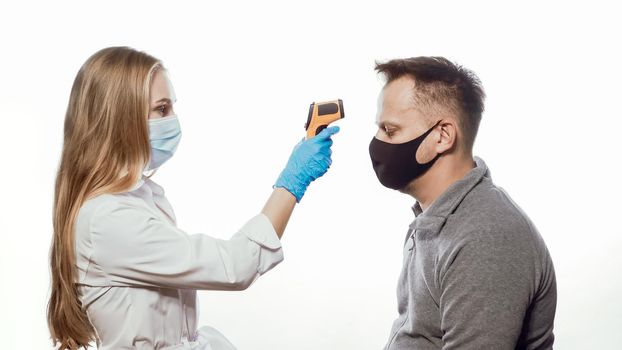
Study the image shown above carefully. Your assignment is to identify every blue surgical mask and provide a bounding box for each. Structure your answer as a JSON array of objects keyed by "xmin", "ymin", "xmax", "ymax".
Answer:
[{"xmin": 146, "ymin": 114, "xmax": 182, "ymax": 171}]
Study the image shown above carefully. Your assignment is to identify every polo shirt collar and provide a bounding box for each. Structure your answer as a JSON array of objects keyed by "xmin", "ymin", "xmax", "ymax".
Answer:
[{"xmin": 409, "ymin": 156, "xmax": 490, "ymax": 235}]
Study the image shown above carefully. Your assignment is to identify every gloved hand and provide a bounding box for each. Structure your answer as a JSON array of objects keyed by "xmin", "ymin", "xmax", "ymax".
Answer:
[{"xmin": 274, "ymin": 126, "xmax": 340, "ymax": 202}]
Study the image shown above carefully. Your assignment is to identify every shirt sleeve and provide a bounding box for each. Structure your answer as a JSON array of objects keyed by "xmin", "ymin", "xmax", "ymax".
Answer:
[
  {"xmin": 87, "ymin": 199, "xmax": 284, "ymax": 290},
  {"xmin": 438, "ymin": 236, "xmax": 533, "ymax": 349}
]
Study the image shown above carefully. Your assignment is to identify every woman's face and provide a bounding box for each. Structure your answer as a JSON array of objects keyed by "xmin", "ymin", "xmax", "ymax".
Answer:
[{"xmin": 148, "ymin": 69, "xmax": 177, "ymax": 120}]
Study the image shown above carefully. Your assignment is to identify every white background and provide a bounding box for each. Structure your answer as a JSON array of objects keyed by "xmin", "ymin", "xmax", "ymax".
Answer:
[{"xmin": 1, "ymin": 0, "xmax": 620, "ymax": 349}]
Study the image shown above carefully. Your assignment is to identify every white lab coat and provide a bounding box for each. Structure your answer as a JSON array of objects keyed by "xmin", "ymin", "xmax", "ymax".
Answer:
[{"xmin": 74, "ymin": 176, "xmax": 284, "ymax": 349}]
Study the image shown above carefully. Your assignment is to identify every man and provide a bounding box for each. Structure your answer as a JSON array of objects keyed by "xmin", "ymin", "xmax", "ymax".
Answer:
[{"xmin": 369, "ymin": 57, "xmax": 556, "ymax": 349}]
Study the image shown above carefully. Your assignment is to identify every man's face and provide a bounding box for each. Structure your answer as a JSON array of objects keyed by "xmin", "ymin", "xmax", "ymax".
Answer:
[{"xmin": 374, "ymin": 76, "xmax": 438, "ymax": 165}]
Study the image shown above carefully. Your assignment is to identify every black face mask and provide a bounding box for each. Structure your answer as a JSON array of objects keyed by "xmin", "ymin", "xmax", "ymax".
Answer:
[{"xmin": 369, "ymin": 120, "xmax": 442, "ymax": 190}]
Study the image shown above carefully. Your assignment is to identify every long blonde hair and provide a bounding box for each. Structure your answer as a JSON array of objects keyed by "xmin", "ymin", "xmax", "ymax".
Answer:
[{"xmin": 47, "ymin": 46, "xmax": 162, "ymax": 349}]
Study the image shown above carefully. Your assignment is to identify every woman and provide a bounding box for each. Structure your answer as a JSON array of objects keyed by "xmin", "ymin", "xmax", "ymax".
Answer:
[{"xmin": 47, "ymin": 46, "xmax": 339, "ymax": 350}]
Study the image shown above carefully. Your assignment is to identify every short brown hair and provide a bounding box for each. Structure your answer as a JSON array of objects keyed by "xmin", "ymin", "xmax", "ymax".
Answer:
[{"xmin": 375, "ymin": 56, "xmax": 485, "ymax": 152}]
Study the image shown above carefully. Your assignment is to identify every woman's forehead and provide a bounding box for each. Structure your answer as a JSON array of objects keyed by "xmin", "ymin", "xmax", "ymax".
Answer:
[{"xmin": 150, "ymin": 69, "xmax": 176, "ymax": 103}]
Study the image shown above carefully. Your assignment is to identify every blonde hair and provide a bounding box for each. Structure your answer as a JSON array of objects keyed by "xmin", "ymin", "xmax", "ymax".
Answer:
[{"xmin": 47, "ymin": 46, "xmax": 163, "ymax": 349}]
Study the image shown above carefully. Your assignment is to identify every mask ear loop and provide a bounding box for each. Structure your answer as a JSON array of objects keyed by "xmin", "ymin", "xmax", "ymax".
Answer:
[
  {"xmin": 421, "ymin": 119, "xmax": 443, "ymax": 138},
  {"xmin": 417, "ymin": 119, "xmax": 443, "ymax": 165}
]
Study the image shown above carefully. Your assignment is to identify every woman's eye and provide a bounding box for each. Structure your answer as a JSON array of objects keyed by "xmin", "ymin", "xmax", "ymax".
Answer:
[{"xmin": 156, "ymin": 105, "xmax": 167, "ymax": 115}]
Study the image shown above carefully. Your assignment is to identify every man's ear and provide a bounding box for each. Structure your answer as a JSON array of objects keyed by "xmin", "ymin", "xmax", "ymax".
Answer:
[{"xmin": 435, "ymin": 119, "xmax": 458, "ymax": 154}]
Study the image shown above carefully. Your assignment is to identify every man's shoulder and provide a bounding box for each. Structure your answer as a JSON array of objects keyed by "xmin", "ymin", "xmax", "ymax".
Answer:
[
  {"xmin": 440, "ymin": 178, "xmax": 549, "ymax": 259},
  {"xmin": 433, "ymin": 179, "xmax": 553, "ymax": 284},
  {"xmin": 456, "ymin": 178, "xmax": 535, "ymax": 233}
]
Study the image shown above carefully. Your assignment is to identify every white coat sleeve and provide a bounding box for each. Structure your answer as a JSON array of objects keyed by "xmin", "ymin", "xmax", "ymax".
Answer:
[{"xmin": 87, "ymin": 199, "xmax": 284, "ymax": 290}]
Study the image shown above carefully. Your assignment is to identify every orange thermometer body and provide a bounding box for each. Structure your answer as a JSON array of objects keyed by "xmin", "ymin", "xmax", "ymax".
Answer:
[{"xmin": 304, "ymin": 99, "xmax": 344, "ymax": 139}]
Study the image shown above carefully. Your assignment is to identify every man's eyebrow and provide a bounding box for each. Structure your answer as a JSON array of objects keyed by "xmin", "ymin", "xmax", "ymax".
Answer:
[{"xmin": 376, "ymin": 120, "xmax": 400, "ymax": 128}]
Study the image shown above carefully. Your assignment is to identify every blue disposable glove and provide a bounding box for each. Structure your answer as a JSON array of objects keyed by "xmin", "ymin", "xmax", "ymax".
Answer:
[{"xmin": 274, "ymin": 126, "xmax": 340, "ymax": 202}]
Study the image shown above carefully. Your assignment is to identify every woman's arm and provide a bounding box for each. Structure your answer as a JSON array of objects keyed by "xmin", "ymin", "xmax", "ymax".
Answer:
[
  {"xmin": 264, "ymin": 125, "xmax": 340, "ymax": 239},
  {"xmin": 84, "ymin": 127, "xmax": 339, "ymax": 291},
  {"xmin": 261, "ymin": 187, "xmax": 297, "ymax": 239},
  {"xmin": 87, "ymin": 199, "xmax": 283, "ymax": 290}
]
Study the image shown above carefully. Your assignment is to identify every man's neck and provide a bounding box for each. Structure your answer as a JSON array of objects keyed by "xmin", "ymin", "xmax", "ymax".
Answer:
[{"xmin": 406, "ymin": 154, "xmax": 476, "ymax": 212}]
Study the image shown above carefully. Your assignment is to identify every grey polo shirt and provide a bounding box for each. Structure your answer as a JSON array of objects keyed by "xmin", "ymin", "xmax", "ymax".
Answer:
[{"xmin": 384, "ymin": 157, "xmax": 556, "ymax": 350}]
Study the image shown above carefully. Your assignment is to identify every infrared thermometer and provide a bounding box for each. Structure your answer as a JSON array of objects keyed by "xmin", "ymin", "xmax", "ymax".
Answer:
[{"xmin": 304, "ymin": 99, "xmax": 344, "ymax": 139}]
